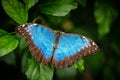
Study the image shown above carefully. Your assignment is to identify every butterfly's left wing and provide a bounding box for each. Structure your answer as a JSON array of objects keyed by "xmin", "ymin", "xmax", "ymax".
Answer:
[
  {"xmin": 52, "ymin": 34, "xmax": 99, "ymax": 68},
  {"xmin": 16, "ymin": 23, "xmax": 55, "ymax": 64}
]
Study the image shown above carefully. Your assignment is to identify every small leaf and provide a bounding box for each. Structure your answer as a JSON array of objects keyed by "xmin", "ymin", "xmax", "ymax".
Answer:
[
  {"xmin": 40, "ymin": 0, "xmax": 78, "ymax": 16},
  {"xmin": 25, "ymin": 57, "xmax": 54, "ymax": 80},
  {"xmin": 24, "ymin": 0, "xmax": 39, "ymax": 10},
  {"xmin": 0, "ymin": 35, "xmax": 19, "ymax": 57},
  {"xmin": 94, "ymin": 2, "xmax": 118, "ymax": 39},
  {"xmin": 2, "ymin": 0, "xmax": 28, "ymax": 24},
  {"xmin": 73, "ymin": 59, "xmax": 84, "ymax": 72}
]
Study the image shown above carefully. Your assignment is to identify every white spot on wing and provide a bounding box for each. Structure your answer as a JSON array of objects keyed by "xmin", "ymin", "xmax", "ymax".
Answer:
[
  {"xmin": 22, "ymin": 24, "xmax": 25, "ymax": 27},
  {"xmin": 82, "ymin": 36, "xmax": 86, "ymax": 38},
  {"xmin": 29, "ymin": 32, "xmax": 31, "ymax": 35},
  {"xmin": 85, "ymin": 45, "xmax": 88, "ymax": 48},
  {"xmin": 33, "ymin": 23, "xmax": 37, "ymax": 26},
  {"xmin": 94, "ymin": 47, "xmax": 97, "ymax": 50},
  {"xmin": 17, "ymin": 27, "xmax": 20, "ymax": 30},
  {"xmin": 92, "ymin": 42, "xmax": 95, "ymax": 45},
  {"xmin": 25, "ymin": 27, "xmax": 27, "ymax": 30},
  {"xmin": 26, "ymin": 29, "xmax": 29, "ymax": 32},
  {"xmin": 88, "ymin": 50, "xmax": 91, "ymax": 53}
]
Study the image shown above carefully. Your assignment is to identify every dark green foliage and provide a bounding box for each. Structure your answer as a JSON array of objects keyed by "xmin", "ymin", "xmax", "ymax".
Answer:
[{"xmin": 0, "ymin": 0, "xmax": 120, "ymax": 80}]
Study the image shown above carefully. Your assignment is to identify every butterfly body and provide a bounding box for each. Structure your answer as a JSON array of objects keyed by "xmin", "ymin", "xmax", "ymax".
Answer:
[{"xmin": 16, "ymin": 23, "xmax": 99, "ymax": 68}]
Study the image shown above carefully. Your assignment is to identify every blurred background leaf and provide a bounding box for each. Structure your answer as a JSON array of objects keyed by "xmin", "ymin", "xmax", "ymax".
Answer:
[
  {"xmin": 94, "ymin": 1, "xmax": 118, "ymax": 39},
  {"xmin": 39, "ymin": 0, "xmax": 78, "ymax": 16}
]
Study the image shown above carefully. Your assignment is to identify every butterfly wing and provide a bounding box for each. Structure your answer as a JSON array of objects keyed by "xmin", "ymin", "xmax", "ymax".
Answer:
[
  {"xmin": 52, "ymin": 34, "xmax": 98, "ymax": 68},
  {"xmin": 16, "ymin": 23, "xmax": 55, "ymax": 64}
]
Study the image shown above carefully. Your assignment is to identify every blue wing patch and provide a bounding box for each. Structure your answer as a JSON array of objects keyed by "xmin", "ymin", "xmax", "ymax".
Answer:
[
  {"xmin": 27, "ymin": 24, "xmax": 55, "ymax": 58},
  {"xmin": 54, "ymin": 34, "xmax": 90, "ymax": 61}
]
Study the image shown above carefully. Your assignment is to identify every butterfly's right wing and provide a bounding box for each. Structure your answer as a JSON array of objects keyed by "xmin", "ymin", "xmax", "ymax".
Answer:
[
  {"xmin": 16, "ymin": 23, "xmax": 55, "ymax": 64},
  {"xmin": 52, "ymin": 34, "xmax": 98, "ymax": 68}
]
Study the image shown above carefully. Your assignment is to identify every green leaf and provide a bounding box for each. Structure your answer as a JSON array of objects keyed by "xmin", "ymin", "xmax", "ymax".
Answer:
[
  {"xmin": 2, "ymin": 0, "xmax": 28, "ymax": 24},
  {"xmin": 73, "ymin": 59, "xmax": 84, "ymax": 72},
  {"xmin": 40, "ymin": 0, "xmax": 78, "ymax": 16},
  {"xmin": 94, "ymin": 2, "xmax": 118, "ymax": 39},
  {"xmin": 0, "ymin": 35, "xmax": 19, "ymax": 57},
  {"xmin": 25, "ymin": 57, "xmax": 54, "ymax": 80},
  {"xmin": 0, "ymin": 29, "xmax": 8, "ymax": 37},
  {"xmin": 24, "ymin": 0, "xmax": 39, "ymax": 10}
]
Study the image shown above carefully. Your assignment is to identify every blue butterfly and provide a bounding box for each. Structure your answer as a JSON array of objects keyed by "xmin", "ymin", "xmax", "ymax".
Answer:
[{"xmin": 16, "ymin": 23, "xmax": 98, "ymax": 68}]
